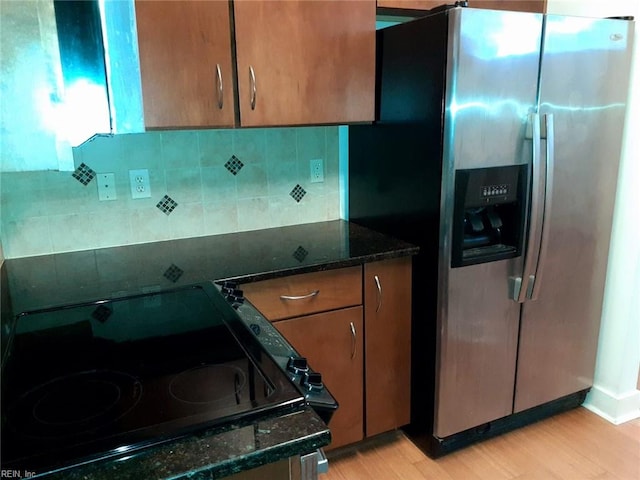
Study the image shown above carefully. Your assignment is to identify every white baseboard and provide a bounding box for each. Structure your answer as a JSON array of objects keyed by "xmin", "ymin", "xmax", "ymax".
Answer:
[{"xmin": 583, "ymin": 385, "xmax": 640, "ymax": 424}]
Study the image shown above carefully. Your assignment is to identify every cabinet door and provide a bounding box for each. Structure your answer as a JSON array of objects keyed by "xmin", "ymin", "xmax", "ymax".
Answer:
[
  {"xmin": 274, "ymin": 307, "xmax": 364, "ymax": 449},
  {"xmin": 135, "ymin": 1, "xmax": 236, "ymax": 128},
  {"xmin": 233, "ymin": 0, "xmax": 375, "ymax": 126},
  {"xmin": 364, "ymin": 257, "xmax": 412, "ymax": 437}
]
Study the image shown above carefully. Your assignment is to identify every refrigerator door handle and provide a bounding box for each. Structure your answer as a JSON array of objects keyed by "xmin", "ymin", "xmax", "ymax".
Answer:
[
  {"xmin": 529, "ymin": 113, "xmax": 554, "ymax": 300},
  {"xmin": 511, "ymin": 113, "xmax": 545, "ymax": 303}
]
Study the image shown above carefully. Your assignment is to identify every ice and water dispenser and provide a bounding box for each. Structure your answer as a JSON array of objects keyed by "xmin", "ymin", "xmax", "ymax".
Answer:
[{"xmin": 451, "ymin": 165, "xmax": 527, "ymax": 267}]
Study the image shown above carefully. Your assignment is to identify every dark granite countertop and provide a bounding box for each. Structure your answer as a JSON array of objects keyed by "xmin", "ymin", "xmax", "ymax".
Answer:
[
  {"xmin": 1, "ymin": 220, "xmax": 417, "ymax": 479},
  {"xmin": 43, "ymin": 408, "xmax": 330, "ymax": 480},
  {"xmin": 4, "ymin": 220, "xmax": 418, "ymax": 313}
]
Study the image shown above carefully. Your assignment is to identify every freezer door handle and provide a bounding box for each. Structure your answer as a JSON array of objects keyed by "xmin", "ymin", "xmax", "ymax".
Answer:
[
  {"xmin": 509, "ymin": 275, "xmax": 523, "ymax": 300},
  {"xmin": 512, "ymin": 113, "xmax": 545, "ymax": 303},
  {"xmin": 529, "ymin": 113, "xmax": 554, "ymax": 300}
]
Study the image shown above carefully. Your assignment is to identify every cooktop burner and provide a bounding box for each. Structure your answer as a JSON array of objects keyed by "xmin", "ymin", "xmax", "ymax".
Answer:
[
  {"xmin": 1, "ymin": 283, "xmax": 304, "ymax": 476},
  {"xmin": 169, "ymin": 364, "xmax": 247, "ymax": 405},
  {"xmin": 8, "ymin": 370, "xmax": 142, "ymax": 439}
]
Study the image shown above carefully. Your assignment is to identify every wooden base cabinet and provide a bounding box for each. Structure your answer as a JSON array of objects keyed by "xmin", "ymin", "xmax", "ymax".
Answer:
[
  {"xmin": 275, "ymin": 307, "xmax": 365, "ymax": 449},
  {"xmin": 241, "ymin": 258, "xmax": 413, "ymax": 450},
  {"xmin": 364, "ymin": 257, "xmax": 412, "ymax": 437}
]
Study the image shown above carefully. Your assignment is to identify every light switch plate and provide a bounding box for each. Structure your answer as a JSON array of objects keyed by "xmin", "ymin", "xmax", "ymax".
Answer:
[
  {"xmin": 97, "ymin": 173, "xmax": 117, "ymax": 201},
  {"xmin": 129, "ymin": 169, "xmax": 151, "ymax": 199}
]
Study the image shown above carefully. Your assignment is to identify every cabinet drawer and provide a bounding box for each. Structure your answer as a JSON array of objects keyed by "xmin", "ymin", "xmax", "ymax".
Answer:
[{"xmin": 242, "ymin": 267, "xmax": 362, "ymax": 320}]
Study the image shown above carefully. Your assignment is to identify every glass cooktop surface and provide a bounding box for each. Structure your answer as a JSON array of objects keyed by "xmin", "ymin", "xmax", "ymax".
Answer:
[{"xmin": 1, "ymin": 283, "xmax": 304, "ymax": 476}]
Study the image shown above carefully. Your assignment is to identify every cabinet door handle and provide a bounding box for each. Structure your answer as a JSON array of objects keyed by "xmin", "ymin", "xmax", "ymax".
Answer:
[
  {"xmin": 279, "ymin": 290, "xmax": 319, "ymax": 301},
  {"xmin": 215, "ymin": 63, "xmax": 223, "ymax": 110},
  {"xmin": 350, "ymin": 321, "xmax": 357, "ymax": 360},
  {"xmin": 374, "ymin": 275, "xmax": 382, "ymax": 312},
  {"xmin": 249, "ymin": 65, "xmax": 257, "ymax": 110}
]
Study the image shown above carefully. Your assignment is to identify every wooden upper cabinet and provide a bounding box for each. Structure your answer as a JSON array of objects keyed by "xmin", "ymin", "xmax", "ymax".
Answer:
[
  {"xmin": 377, "ymin": 0, "xmax": 546, "ymax": 13},
  {"xmin": 233, "ymin": 0, "xmax": 376, "ymax": 127},
  {"xmin": 135, "ymin": 1, "xmax": 236, "ymax": 129}
]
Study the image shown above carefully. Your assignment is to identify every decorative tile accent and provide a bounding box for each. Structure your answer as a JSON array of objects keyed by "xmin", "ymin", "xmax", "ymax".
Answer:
[
  {"xmin": 224, "ymin": 155, "xmax": 244, "ymax": 176},
  {"xmin": 290, "ymin": 184, "xmax": 306, "ymax": 203},
  {"xmin": 156, "ymin": 195, "xmax": 178, "ymax": 215},
  {"xmin": 72, "ymin": 162, "xmax": 96, "ymax": 185},
  {"xmin": 163, "ymin": 264, "xmax": 184, "ymax": 283},
  {"xmin": 293, "ymin": 246, "xmax": 308, "ymax": 263},
  {"xmin": 91, "ymin": 304, "xmax": 113, "ymax": 323}
]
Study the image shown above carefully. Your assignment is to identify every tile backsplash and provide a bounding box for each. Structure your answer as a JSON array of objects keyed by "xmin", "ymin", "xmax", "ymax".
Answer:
[{"xmin": 1, "ymin": 127, "xmax": 341, "ymax": 258}]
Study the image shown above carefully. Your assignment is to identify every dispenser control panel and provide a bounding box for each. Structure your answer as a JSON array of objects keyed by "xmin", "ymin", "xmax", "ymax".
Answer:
[
  {"xmin": 452, "ymin": 164, "xmax": 526, "ymax": 267},
  {"xmin": 461, "ymin": 165, "xmax": 522, "ymax": 208},
  {"xmin": 481, "ymin": 184, "xmax": 510, "ymax": 199}
]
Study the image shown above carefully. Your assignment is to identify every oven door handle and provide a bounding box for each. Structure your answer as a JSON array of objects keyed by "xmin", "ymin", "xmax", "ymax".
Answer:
[{"xmin": 294, "ymin": 449, "xmax": 328, "ymax": 480}]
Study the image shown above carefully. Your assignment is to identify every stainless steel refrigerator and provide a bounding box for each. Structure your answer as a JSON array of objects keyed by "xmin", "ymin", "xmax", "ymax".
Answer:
[{"xmin": 349, "ymin": 6, "xmax": 634, "ymax": 454}]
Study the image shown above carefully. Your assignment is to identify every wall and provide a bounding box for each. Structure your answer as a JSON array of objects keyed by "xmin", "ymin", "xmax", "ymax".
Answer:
[
  {"xmin": 0, "ymin": 127, "xmax": 341, "ymax": 258},
  {"xmin": 546, "ymin": 0, "xmax": 640, "ymax": 423},
  {"xmin": 0, "ymin": 171, "xmax": 3, "ymax": 265},
  {"xmin": 547, "ymin": 0, "xmax": 638, "ymax": 17},
  {"xmin": 0, "ymin": 185, "xmax": 6, "ymax": 361}
]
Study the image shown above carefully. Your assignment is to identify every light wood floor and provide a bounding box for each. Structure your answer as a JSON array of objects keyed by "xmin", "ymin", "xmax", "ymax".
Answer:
[{"xmin": 324, "ymin": 408, "xmax": 640, "ymax": 480}]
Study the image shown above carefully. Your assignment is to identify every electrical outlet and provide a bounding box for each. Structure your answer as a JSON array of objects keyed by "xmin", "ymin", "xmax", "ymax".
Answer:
[
  {"xmin": 129, "ymin": 169, "xmax": 151, "ymax": 199},
  {"xmin": 97, "ymin": 173, "xmax": 117, "ymax": 201},
  {"xmin": 310, "ymin": 159, "xmax": 324, "ymax": 183}
]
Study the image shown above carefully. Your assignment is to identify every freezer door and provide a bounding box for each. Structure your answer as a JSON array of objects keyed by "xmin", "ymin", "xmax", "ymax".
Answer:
[
  {"xmin": 514, "ymin": 16, "xmax": 634, "ymax": 413},
  {"xmin": 435, "ymin": 8, "xmax": 542, "ymax": 438}
]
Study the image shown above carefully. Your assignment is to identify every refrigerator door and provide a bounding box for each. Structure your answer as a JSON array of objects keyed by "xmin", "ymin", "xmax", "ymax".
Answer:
[
  {"xmin": 435, "ymin": 8, "xmax": 542, "ymax": 438},
  {"xmin": 514, "ymin": 16, "xmax": 634, "ymax": 413}
]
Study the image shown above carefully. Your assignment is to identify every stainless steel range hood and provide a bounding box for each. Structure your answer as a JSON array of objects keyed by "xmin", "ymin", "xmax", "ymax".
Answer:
[
  {"xmin": 0, "ymin": 0, "xmax": 144, "ymax": 172},
  {"xmin": 97, "ymin": 0, "xmax": 145, "ymax": 140},
  {"xmin": 56, "ymin": 0, "xmax": 145, "ymax": 146}
]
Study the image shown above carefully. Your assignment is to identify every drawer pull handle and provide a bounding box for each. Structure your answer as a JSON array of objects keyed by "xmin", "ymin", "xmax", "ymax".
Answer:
[
  {"xmin": 280, "ymin": 290, "xmax": 320, "ymax": 301},
  {"xmin": 350, "ymin": 321, "xmax": 357, "ymax": 360},
  {"xmin": 374, "ymin": 275, "xmax": 382, "ymax": 312}
]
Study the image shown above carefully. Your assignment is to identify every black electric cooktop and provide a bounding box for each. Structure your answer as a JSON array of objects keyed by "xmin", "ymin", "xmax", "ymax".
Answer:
[{"xmin": 1, "ymin": 283, "xmax": 305, "ymax": 476}]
